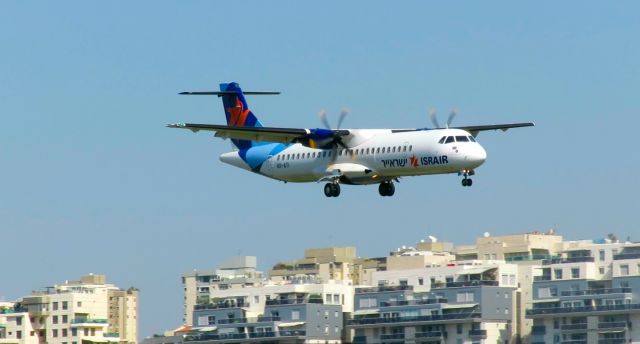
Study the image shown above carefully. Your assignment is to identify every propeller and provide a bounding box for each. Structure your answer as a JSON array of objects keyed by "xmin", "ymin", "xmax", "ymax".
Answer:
[
  {"xmin": 318, "ymin": 108, "xmax": 350, "ymax": 130},
  {"xmin": 428, "ymin": 107, "xmax": 458, "ymax": 128}
]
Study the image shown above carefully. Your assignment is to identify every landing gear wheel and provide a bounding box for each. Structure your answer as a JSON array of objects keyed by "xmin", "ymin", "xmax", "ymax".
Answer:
[
  {"xmin": 378, "ymin": 182, "xmax": 395, "ymax": 197},
  {"xmin": 324, "ymin": 183, "xmax": 333, "ymax": 197},
  {"xmin": 461, "ymin": 178, "xmax": 473, "ymax": 187},
  {"xmin": 331, "ymin": 183, "xmax": 340, "ymax": 197},
  {"xmin": 324, "ymin": 183, "xmax": 340, "ymax": 197}
]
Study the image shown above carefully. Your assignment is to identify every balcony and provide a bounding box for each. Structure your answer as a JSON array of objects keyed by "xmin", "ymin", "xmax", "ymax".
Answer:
[
  {"xmin": 103, "ymin": 333, "xmax": 119, "ymax": 338},
  {"xmin": 543, "ymin": 256, "xmax": 594, "ymax": 265},
  {"xmin": 613, "ymin": 252, "xmax": 640, "ymax": 260},
  {"xmin": 432, "ymin": 280, "xmax": 498, "ymax": 288},
  {"xmin": 247, "ymin": 332, "xmax": 275, "ymax": 338},
  {"xmin": 526, "ymin": 303, "xmax": 640, "ymax": 317},
  {"xmin": 560, "ymin": 288, "xmax": 632, "ymax": 297},
  {"xmin": 348, "ymin": 312, "xmax": 480, "ymax": 326},
  {"xmin": 468, "ymin": 329, "xmax": 487, "ymax": 339},
  {"xmin": 560, "ymin": 341, "xmax": 587, "ymax": 344},
  {"xmin": 356, "ymin": 285, "xmax": 413, "ymax": 293},
  {"xmin": 70, "ymin": 318, "xmax": 108, "ymax": 327},
  {"xmin": 598, "ymin": 322, "xmax": 628, "ymax": 331},
  {"xmin": 217, "ymin": 317, "xmax": 247, "ymax": 324},
  {"xmin": 265, "ymin": 298, "xmax": 322, "ymax": 305},
  {"xmin": 380, "ymin": 333, "xmax": 404, "ymax": 341},
  {"xmin": 415, "ymin": 331, "xmax": 447, "ymax": 339},
  {"xmin": 531, "ymin": 325, "xmax": 546, "ymax": 335},
  {"xmin": 561, "ymin": 323, "xmax": 588, "ymax": 331},
  {"xmin": 194, "ymin": 302, "xmax": 249, "ymax": 310}
]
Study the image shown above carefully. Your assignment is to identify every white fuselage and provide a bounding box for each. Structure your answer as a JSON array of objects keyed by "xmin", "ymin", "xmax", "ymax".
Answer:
[{"xmin": 220, "ymin": 128, "xmax": 487, "ymax": 185}]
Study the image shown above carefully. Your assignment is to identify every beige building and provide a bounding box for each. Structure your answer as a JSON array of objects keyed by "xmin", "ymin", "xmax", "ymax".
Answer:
[
  {"xmin": 269, "ymin": 247, "xmax": 358, "ymax": 283},
  {"xmin": 0, "ymin": 274, "xmax": 138, "ymax": 344}
]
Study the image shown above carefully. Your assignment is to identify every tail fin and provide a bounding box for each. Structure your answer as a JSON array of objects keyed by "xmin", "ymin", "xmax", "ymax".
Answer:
[{"xmin": 219, "ymin": 82, "xmax": 263, "ymax": 149}]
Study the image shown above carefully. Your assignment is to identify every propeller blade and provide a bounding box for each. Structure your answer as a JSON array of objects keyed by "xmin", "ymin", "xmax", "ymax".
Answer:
[
  {"xmin": 337, "ymin": 107, "xmax": 350, "ymax": 129},
  {"xmin": 318, "ymin": 109, "xmax": 331, "ymax": 129},
  {"xmin": 429, "ymin": 108, "xmax": 440, "ymax": 128},
  {"xmin": 446, "ymin": 108, "xmax": 458, "ymax": 128}
]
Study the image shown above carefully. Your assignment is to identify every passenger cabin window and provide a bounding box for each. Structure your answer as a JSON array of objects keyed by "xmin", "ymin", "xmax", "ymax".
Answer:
[
  {"xmin": 409, "ymin": 145, "xmax": 412, "ymax": 151},
  {"xmin": 445, "ymin": 136, "xmax": 455, "ymax": 144},
  {"xmin": 455, "ymin": 136, "xmax": 469, "ymax": 142},
  {"xmin": 376, "ymin": 147, "xmax": 380, "ymax": 154},
  {"xmin": 438, "ymin": 136, "xmax": 446, "ymax": 144}
]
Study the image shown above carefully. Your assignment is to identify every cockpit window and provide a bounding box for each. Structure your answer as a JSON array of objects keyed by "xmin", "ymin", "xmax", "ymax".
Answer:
[
  {"xmin": 445, "ymin": 136, "xmax": 455, "ymax": 144},
  {"xmin": 455, "ymin": 136, "xmax": 469, "ymax": 142},
  {"xmin": 438, "ymin": 136, "xmax": 446, "ymax": 144},
  {"xmin": 468, "ymin": 136, "xmax": 476, "ymax": 142}
]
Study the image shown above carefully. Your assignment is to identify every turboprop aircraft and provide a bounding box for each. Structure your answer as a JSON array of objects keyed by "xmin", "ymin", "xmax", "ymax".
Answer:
[{"xmin": 168, "ymin": 82, "xmax": 534, "ymax": 197}]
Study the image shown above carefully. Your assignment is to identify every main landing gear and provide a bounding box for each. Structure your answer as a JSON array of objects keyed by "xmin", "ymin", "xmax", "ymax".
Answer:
[
  {"xmin": 461, "ymin": 170, "xmax": 475, "ymax": 187},
  {"xmin": 378, "ymin": 181, "xmax": 395, "ymax": 197},
  {"xmin": 324, "ymin": 183, "xmax": 341, "ymax": 197}
]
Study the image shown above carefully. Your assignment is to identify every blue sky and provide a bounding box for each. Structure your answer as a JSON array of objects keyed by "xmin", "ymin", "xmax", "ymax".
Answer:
[{"xmin": 1, "ymin": 0, "xmax": 639, "ymax": 338}]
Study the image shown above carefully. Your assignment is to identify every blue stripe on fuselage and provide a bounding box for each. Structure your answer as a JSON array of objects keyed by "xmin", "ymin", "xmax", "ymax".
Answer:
[{"xmin": 239, "ymin": 143, "xmax": 289, "ymax": 171}]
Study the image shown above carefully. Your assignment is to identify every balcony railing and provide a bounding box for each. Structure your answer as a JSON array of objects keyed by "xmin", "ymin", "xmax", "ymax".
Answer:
[
  {"xmin": 265, "ymin": 298, "xmax": 322, "ymax": 305},
  {"xmin": 531, "ymin": 325, "xmax": 546, "ymax": 335},
  {"xmin": 534, "ymin": 275, "xmax": 552, "ymax": 281},
  {"xmin": 468, "ymin": 329, "xmax": 487, "ymax": 338},
  {"xmin": 217, "ymin": 317, "xmax": 247, "ymax": 324},
  {"xmin": 543, "ymin": 256, "xmax": 595, "ymax": 265},
  {"xmin": 348, "ymin": 312, "xmax": 480, "ymax": 326},
  {"xmin": 194, "ymin": 302, "xmax": 249, "ymax": 310},
  {"xmin": 279, "ymin": 330, "xmax": 306, "ymax": 337},
  {"xmin": 505, "ymin": 254, "xmax": 559, "ymax": 262},
  {"xmin": 561, "ymin": 323, "xmax": 588, "ymax": 331},
  {"xmin": 597, "ymin": 339, "xmax": 626, "ymax": 344},
  {"xmin": 433, "ymin": 280, "xmax": 498, "ymax": 288},
  {"xmin": 380, "ymin": 333, "xmax": 405, "ymax": 340},
  {"xmin": 415, "ymin": 331, "xmax": 447, "ymax": 338},
  {"xmin": 560, "ymin": 340, "xmax": 587, "ymax": 344},
  {"xmin": 527, "ymin": 303, "xmax": 640, "ymax": 316},
  {"xmin": 356, "ymin": 285, "xmax": 413, "ymax": 293},
  {"xmin": 353, "ymin": 335, "xmax": 367, "ymax": 343},
  {"xmin": 70, "ymin": 318, "xmax": 108, "ymax": 324},
  {"xmin": 247, "ymin": 332, "xmax": 275, "ymax": 338},
  {"xmin": 560, "ymin": 288, "xmax": 632, "ymax": 297},
  {"xmin": 103, "ymin": 333, "xmax": 119, "ymax": 338},
  {"xmin": 379, "ymin": 299, "xmax": 448, "ymax": 307},
  {"xmin": 613, "ymin": 252, "xmax": 640, "ymax": 260},
  {"xmin": 598, "ymin": 321, "xmax": 628, "ymax": 330}
]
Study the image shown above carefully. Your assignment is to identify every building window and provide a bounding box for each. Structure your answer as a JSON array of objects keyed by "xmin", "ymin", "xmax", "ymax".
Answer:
[
  {"xmin": 599, "ymin": 266, "xmax": 605, "ymax": 274},
  {"xmin": 77, "ymin": 302, "xmax": 82, "ymax": 307},
  {"xmin": 52, "ymin": 302, "xmax": 59, "ymax": 311},
  {"xmin": 418, "ymin": 278, "xmax": 424, "ymax": 285},
  {"xmin": 620, "ymin": 265, "xmax": 629, "ymax": 276},
  {"xmin": 62, "ymin": 301, "xmax": 68, "ymax": 310},
  {"xmin": 62, "ymin": 315, "xmax": 68, "ymax": 323},
  {"xmin": 53, "ymin": 330, "xmax": 58, "ymax": 338},
  {"xmin": 254, "ymin": 296, "xmax": 259, "ymax": 304},
  {"xmin": 456, "ymin": 292, "xmax": 474, "ymax": 302},
  {"xmin": 325, "ymin": 294, "xmax": 332, "ymax": 304},
  {"xmin": 554, "ymin": 269, "xmax": 563, "ymax": 280},
  {"xmin": 599, "ymin": 250, "xmax": 605, "ymax": 261},
  {"xmin": 62, "ymin": 329, "xmax": 68, "ymax": 337},
  {"xmin": 335, "ymin": 310, "xmax": 339, "ymax": 318},
  {"xmin": 207, "ymin": 316, "xmax": 216, "ymax": 325},
  {"xmin": 457, "ymin": 323, "xmax": 463, "ymax": 334},
  {"xmin": 16, "ymin": 317, "xmax": 22, "ymax": 326},
  {"xmin": 16, "ymin": 331, "xmax": 22, "ymax": 339},
  {"xmin": 571, "ymin": 268, "xmax": 580, "ymax": 279},
  {"xmin": 53, "ymin": 316, "xmax": 58, "ymax": 324},
  {"xmin": 399, "ymin": 279, "xmax": 408, "ymax": 286},
  {"xmin": 291, "ymin": 310, "xmax": 300, "ymax": 320},
  {"xmin": 72, "ymin": 328, "xmax": 77, "ymax": 336}
]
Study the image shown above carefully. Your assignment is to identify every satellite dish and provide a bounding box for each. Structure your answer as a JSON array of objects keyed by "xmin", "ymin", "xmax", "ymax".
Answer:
[{"xmin": 483, "ymin": 232, "xmax": 490, "ymax": 238}]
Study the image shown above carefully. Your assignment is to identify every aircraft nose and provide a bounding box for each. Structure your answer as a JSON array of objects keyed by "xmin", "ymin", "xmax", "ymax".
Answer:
[{"xmin": 468, "ymin": 144, "xmax": 487, "ymax": 165}]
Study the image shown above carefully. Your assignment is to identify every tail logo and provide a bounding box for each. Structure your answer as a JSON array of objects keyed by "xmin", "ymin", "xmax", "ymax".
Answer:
[{"xmin": 227, "ymin": 98, "xmax": 251, "ymax": 127}]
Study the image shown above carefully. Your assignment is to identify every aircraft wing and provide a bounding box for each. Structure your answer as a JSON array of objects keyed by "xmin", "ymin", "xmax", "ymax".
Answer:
[
  {"xmin": 167, "ymin": 123, "xmax": 350, "ymax": 146},
  {"xmin": 455, "ymin": 122, "xmax": 535, "ymax": 137}
]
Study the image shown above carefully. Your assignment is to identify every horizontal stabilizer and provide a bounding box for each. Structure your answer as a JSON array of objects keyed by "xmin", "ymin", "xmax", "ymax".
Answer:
[{"xmin": 179, "ymin": 91, "xmax": 280, "ymax": 96}]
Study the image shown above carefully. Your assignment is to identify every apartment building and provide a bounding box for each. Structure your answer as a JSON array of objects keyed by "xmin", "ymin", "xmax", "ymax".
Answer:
[
  {"xmin": 182, "ymin": 256, "xmax": 264, "ymax": 326},
  {"xmin": 348, "ymin": 259, "xmax": 519, "ymax": 344},
  {"xmin": 526, "ymin": 240, "xmax": 640, "ymax": 344},
  {"xmin": 0, "ymin": 274, "xmax": 138, "ymax": 344},
  {"xmin": 186, "ymin": 277, "xmax": 354, "ymax": 343},
  {"xmin": 268, "ymin": 247, "xmax": 358, "ymax": 284}
]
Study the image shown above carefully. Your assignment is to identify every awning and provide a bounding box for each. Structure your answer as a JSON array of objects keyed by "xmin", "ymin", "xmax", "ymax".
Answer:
[
  {"xmin": 443, "ymin": 303, "xmax": 478, "ymax": 309},
  {"xmin": 198, "ymin": 326, "xmax": 217, "ymax": 332},
  {"xmin": 278, "ymin": 322, "xmax": 305, "ymax": 327},
  {"xmin": 354, "ymin": 309, "xmax": 380, "ymax": 316},
  {"xmin": 532, "ymin": 298, "xmax": 560, "ymax": 303},
  {"xmin": 458, "ymin": 267, "xmax": 496, "ymax": 275},
  {"xmin": 81, "ymin": 337, "xmax": 120, "ymax": 343}
]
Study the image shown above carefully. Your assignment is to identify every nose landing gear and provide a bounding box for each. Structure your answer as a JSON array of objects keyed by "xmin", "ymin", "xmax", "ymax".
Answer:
[
  {"xmin": 378, "ymin": 181, "xmax": 395, "ymax": 197},
  {"xmin": 460, "ymin": 170, "xmax": 475, "ymax": 187},
  {"xmin": 324, "ymin": 183, "xmax": 341, "ymax": 197}
]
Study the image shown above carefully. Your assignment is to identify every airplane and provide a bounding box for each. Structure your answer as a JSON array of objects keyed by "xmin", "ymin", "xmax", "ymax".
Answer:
[{"xmin": 168, "ymin": 82, "xmax": 534, "ymax": 198}]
